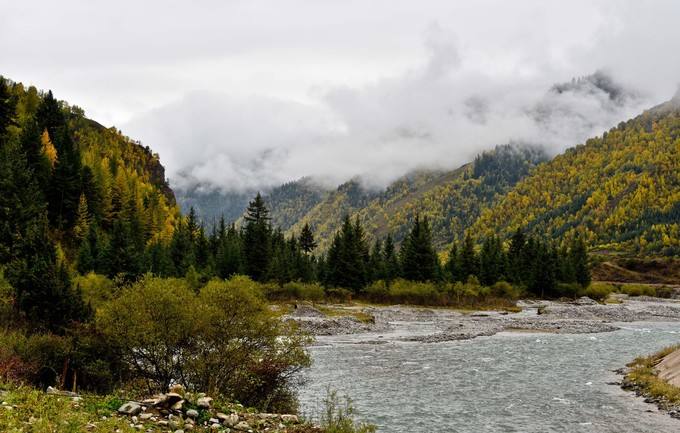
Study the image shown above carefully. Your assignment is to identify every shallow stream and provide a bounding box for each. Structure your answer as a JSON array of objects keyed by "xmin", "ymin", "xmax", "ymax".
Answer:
[{"xmin": 300, "ymin": 321, "xmax": 680, "ymax": 432}]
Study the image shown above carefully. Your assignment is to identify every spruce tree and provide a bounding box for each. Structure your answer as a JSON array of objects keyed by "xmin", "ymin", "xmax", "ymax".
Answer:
[
  {"xmin": 400, "ymin": 214, "xmax": 439, "ymax": 281},
  {"xmin": 382, "ymin": 234, "xmax": 400, "ymax": 283},
  {"xmin": 445, "ymin": 242, "xmax": 462, "ymax": 282},
  {"xmin": 507, "ymin": 228, "xmax": 526, "ymax": 284},
  {"xmin": 299, "ymin": 222, "xmax": 317, "ymax": 254},
  {"xmin": 242, "ymin": 193, "xmax": 272, "ymax": 281},
  {"xmin": 571, "ymin": 235, "xmax": 591, "ymax": 288},
  {"xmin": 460, "ymin": 232, "xmax": 479, "ymax": 280}
]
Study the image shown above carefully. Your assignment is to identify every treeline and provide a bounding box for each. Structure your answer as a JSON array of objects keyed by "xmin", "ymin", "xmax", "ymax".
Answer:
[{"xmin": 99, "ymin": 191, "xmax": 591, "ymax": 298}]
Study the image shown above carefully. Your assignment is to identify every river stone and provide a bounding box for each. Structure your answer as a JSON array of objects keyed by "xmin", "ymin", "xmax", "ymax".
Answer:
[
  {"xmin": 234, "ymin": 421, "xmax": 251, "ymax": 431},
  {"xmin": 197, "ymin": 396, "xmax": 213, "ymax": 408},
  {"xmin": 281, "ymin": 414, "xmax": 299, "ymax": 423},
  {"xmin": 118, "ymin": 401, "xmax": 142, "ymax": 416},
  {"xmin": 218, "ymin": 412, "xmax": 239, "ymax": 426},
  {"xmin": 185, "ymin": 409, "xmax": 199, "ymax": 418}
]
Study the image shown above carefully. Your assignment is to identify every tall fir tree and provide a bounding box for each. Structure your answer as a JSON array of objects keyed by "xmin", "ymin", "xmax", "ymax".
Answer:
[
  {"xmin": 400, "ymin": 214, "xmax": 439, "ymax": 282},
  {"xmin": 242, "ymin": 193, "xmax": 272, "ymax": 281}
]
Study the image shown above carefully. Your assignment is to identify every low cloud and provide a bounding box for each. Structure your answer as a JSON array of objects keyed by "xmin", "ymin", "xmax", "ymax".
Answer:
[{"xmin": 119, "ymin": 1, "xmax": 680, "ymax": 194}]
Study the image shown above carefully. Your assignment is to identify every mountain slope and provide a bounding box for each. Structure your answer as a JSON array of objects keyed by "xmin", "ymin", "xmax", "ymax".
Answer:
[
  {"xmin": 5, "ymin": 77, "xmax": 179, "ymax": 245},
  {"xmin": 177, "ymin": 177, "xmax": 326, "ymax": 228},
  {"xmin": 288, "ymin": 145, "xmax": 546, "ymax": 251},
  {"xmin": 471, "ymin": 97, "xmax": 680, "ymax": 256}
]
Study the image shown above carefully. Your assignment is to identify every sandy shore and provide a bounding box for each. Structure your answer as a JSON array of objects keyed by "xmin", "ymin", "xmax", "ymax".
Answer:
[{"xmin": 285, "ymin": 295, "xmax": 680, "ymax": 343}]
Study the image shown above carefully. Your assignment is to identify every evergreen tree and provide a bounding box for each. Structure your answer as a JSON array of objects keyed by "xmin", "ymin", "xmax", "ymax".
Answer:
[
  {"xmin": 382, "ymin": 234, "xmax": 400, "ymax": 283},
  {"xmin": 445, "ymin": 242, "xmax": 462, "ymax": 282},
  {"xmin": 242, "ymin": 193, "xmax": 272, "ymax": 281},
  {"xmin": 479, "ymin": 235, "xmax": 504, "ymax": 286},
  {"xmin": 368, "ymin": 239, "xmax": 385, "ymax": 282},
  {"xmin": 507, "ymin": 228, "xmax": 526, "ymax": 284},
  {"xmin": 215, "ymin": 224, "xmax": 244, "ymax": 279},
  {"xmin": 571, "ymin": 235, "xmax": 591, "ymax": 288},
  {"xmin": 460, "ymin": 232, "xmax": 479, "ymax": 280},
  {"xmin": 299, "ymin": 222, "xmax": 317, "ymax": 254},
  {"xmin": 400, "ymin": 214, "xmax": 439, "ymax": 281}
]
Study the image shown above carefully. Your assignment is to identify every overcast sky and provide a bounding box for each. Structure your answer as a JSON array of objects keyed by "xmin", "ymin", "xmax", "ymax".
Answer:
[{"xmin": 2, "ymin": 0, "xmax": 680, "ymax": 192}]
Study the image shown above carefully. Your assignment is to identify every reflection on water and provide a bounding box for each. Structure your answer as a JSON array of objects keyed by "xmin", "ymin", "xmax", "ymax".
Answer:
[{"xmin": 300, "ymin": 322, "xmax": 680, "ymax": 433}]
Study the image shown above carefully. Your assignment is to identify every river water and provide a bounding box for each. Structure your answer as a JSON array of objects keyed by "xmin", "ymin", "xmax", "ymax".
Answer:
[{"xmin": 299, "ymin": 321, "xmax": 680, "ymax": 433}]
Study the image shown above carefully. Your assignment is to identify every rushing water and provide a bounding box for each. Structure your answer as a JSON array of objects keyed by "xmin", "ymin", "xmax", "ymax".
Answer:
[{"xmin": 299, "ymin": 322, "xmax": 680, "ymax": 433}]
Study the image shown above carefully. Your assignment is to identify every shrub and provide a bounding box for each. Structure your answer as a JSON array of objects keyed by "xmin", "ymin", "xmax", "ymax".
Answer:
[
  {"xmin": 387, "ymin": 279, "xmax": 440, "ymax": 305},
  {"xmin": 364, "ymin": 280, "xmax": 389, "ymax": 302},
  {"xmin": 96, "ymin": 275, "xmax": 311, "ymax": 413},
  {"xmin": 619, "ymin": 284, "xmax": 657, "ymax": 297},
  {"xmin": 581, "ymin": 282, "xmax": 615, "ymax": 301},
  {"xmin": 490, "ymin": 281, "xmax": 523, "ymax": 299}
]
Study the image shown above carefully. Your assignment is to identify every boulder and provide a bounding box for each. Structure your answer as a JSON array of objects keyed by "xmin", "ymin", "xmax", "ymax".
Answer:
[
  {"xmin": 185, "ymin": 409, "xmax": 199, "ymax": 418},
  {"xmin": 197, "ymin": 396, "xmax": 213, "ymax": 409},
  {"xmin": 281, "ymin": 414, "xmax": 299, "ymax": 423},
  {"xmin": 234, "ymin": 421, "xmax": 251, "ymax": 431},
  {"xmin": 118, "ymin": 401, "xmax": 142, "ymax": 416}
]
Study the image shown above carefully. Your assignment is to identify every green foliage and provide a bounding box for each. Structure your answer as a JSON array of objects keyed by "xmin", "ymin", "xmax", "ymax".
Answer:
[
  {"xmin": 96, "ymin": 275, "xmax": 311, "ymax": 412},
  {"xmin": 266, "ymin": 281, "xmax": 326, "ymax": 301},
  {"xmin": 72, "ymin": 273, "xmax": 116, "ymax": 311}
]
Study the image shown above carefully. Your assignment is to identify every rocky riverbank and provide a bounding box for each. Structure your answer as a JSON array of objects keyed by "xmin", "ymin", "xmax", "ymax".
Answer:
[{"xmin": 285, "ymin": 295, "xmax": 680, "ymax": 343}]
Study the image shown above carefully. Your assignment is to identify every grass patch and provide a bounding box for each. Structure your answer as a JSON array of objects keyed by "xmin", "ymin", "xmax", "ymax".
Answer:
[
  {"xmin": 625, "ymin": 345, "xmax": 680, "ymax": 406},
  {"xmin": 315, "ymin": 306, "xmax": 375, "ymax": 324}
]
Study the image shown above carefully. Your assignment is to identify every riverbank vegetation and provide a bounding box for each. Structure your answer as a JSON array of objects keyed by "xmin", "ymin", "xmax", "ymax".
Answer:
[{"xmin": 623, "ymin": 345, "xmax": 680, "ymax": 409}]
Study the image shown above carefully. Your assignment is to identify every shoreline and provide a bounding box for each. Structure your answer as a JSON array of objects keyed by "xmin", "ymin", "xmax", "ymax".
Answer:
[{"xmin": 285, "ymin": 295, "xmax": 680, "ymax": 344}]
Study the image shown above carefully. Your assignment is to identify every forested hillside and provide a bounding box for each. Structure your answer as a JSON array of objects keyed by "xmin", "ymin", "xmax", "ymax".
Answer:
[
  {"xmin": 288, "ymin": 145, "xmax": 546, "ymax": 251},
  {"xmin": 472, "ymin": 96, "xmax": 680, "ymax": 256},
  {"xmin": 178, "ymin": 177, "xmax": 325, "ymax": 229},
  {"xmin": 0, "ymin": 76, "xmax": 179, "ymax": 329}
]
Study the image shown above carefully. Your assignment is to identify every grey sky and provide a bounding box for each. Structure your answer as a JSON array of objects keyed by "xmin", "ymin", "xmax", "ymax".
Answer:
[{"xmin": 2, "ymin": 0, "xmax": 679, "ymax": 192}]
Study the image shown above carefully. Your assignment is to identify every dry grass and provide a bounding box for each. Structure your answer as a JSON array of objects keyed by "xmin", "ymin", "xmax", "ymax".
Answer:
[{"xmin": 625, "ymin": 345, "xmax": 680, "ymax": 405}]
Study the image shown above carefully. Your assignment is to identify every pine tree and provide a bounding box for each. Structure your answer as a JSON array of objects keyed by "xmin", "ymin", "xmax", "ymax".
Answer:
[
  {"xmin": 507, "ymin": 228, "xmax": 526, "ymax": 284},
  {"xmin": 299, "ymin": 222, "xmax": 317, "ymax": 254},
  {"xmin": 382, "ymin": 234, "xmax": 400, "ymax": 282},
  {"xmin": 571, "ymin": 235, "xmax": 591, "ymax": 288},
  {"xmin": 243, "ymin": 193, "xmax": 272, "ymax": 281},
  {"xmin": 460, "ymin": 232, "xmax": 479, "ymax": 280},
  {"xmin": 400, "ymin": 214, "xmax": 439, "ymax": 281},
  {"xmin": 368, "ymin": 239, "xmax": 385, "ymax": 282},
  {"xmin": 445, "ymin": 242, "xmax": 462, "ymax": 282},
  {"xmin": 73, "ymin": 194, "xmax": 91, "ymax": 241},
  {"xmin": 479, "ymin": 235, "xmax": 504, "ymax": 286}
]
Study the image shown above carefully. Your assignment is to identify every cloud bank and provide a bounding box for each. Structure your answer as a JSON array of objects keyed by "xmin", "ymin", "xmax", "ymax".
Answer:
[{"xmin": 7, "ymin": 1, "xmax": 675, "ymax": 194}]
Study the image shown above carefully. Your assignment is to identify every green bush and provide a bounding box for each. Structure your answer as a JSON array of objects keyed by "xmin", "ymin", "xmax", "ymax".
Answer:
[
  {"xmin": 96, "ymin": 275, "xmax": 311, "ymax": 413},
  {"xmin": 387, "ymin": 279, "xmax": 441, "ymax": 305},
  {"xmin": 490, "ymin": 281, "xmax": 523, "ymax": 299},
  {"xmin": 581, "ymin": 282, "xmax": 615, "ymax": 301},
  {"xmin": 364, "ymin": 280, "xmax": 389, "ymax": 302},
  {"xmin": 619, "ymin": 284, "xmax": 657, "ymax": 297}
]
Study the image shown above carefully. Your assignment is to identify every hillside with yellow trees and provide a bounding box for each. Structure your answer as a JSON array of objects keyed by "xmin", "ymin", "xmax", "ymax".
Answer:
[
  {"xmin": 287, "ymin": 145, "xmax": 547, "ymax": 252},
  {"xmin": 471, "ymin": 96, "xmax": 680, "ymax": 256}
]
